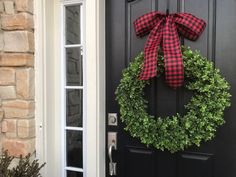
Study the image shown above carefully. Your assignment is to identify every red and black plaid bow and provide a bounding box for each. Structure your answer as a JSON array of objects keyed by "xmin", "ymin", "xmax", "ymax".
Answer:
[{"xmin": 134, "ymin": 12, "xmax": 206, "ymax": 88}]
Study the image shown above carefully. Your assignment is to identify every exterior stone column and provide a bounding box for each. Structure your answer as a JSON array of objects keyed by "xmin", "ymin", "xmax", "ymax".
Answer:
[{"xmin": 0, "ymin": 0, "xmax": 35, "ymax": 157}]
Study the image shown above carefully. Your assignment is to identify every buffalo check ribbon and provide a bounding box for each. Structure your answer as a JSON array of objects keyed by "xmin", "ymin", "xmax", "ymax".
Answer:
[{"xmin": 134, "ymin": 12, "xmax": 206, "ymax": 88}]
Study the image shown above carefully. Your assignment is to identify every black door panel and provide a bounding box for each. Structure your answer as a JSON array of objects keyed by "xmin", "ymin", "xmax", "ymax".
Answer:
[{"xmin": 106, "ymin": 0, "xmax": 236, "ymax": 176}]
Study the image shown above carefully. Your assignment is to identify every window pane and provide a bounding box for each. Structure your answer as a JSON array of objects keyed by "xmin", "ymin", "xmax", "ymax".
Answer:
[
  {"xmin": 66, "ymin": 48, "xmax": 83, "ymax": 86},
  {"xmin": 66, "ymin": 90, "xmax": 83, "ymax": 127},
  {"xmin": 66, "ymin": 130, "xmax": 83, "ymax": 168},
  {"xmin": 67, "ymin": 171, "xmax": 83, "ymax": 177},
  {"xmin": 66, "ymin": 5, "xmax": 81, "ymax": 44}
]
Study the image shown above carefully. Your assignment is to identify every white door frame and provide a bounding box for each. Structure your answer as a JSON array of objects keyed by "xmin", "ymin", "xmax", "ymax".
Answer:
[{"xmin": 34, "ymin": 0, "xmax": 106, "ymax": 176}]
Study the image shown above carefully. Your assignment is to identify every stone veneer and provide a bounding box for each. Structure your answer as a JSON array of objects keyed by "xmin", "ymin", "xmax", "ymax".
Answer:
[{"xmin": 0, "ymin": 0, "xmax": 35, "ymax": 157}]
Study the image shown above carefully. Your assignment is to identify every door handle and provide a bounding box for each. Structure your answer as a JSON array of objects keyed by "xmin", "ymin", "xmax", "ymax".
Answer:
[{"xmin": 108, "ymin": 143, "xmax": 117, "ymax": 176}]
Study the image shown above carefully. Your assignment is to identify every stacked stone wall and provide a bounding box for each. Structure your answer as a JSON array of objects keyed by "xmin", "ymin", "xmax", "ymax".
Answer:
[{"xmin": 0, "ymin": 0, "xmax": 35, "ymax": 157}]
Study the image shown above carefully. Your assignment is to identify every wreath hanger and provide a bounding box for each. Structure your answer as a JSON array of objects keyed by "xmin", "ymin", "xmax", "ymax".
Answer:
[{"xmin": 166, "ymin": 0, "xmax": 170, "ymax": 15}]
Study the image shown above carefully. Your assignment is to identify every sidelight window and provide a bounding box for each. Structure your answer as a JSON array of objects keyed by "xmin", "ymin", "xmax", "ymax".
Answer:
[{"xmin": 62, "ymin": 1, "xmax": 84, "ymax": 177}]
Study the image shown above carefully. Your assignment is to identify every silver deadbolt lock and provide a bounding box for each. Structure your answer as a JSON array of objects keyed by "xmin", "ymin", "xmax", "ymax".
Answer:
[{"xmin": 108, "ymin": 113, "xmax": 118, "ymax": 126}]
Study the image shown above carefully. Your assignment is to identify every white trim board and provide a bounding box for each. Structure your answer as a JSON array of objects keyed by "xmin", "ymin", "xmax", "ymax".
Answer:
[
  {"xmin": 34, "ymin": 0, "xmax": 47, "ymax": 175},
  {"xmin": 85, "ymin": 0, "xmax": 106, "ymax": 176},
  {"xmin": 34, "ymin": 0, "xmax": 106, "ymax": 177}
]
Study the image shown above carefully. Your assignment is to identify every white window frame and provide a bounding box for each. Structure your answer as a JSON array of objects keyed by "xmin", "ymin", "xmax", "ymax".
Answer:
[
  {"xmin": 62, "ymin": 1, "xmax": 85, "ymax": 176},
  {"xmin": 34, "ymin": 0, "xmax": 105, "ymax": 176}
]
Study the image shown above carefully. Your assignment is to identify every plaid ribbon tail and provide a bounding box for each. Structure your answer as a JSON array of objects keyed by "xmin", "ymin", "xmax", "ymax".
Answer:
[
  {"xmin": 163, "ymin": 16, "xmax": 184, "ymax": 88},
  {"xmin": 140, "ymin": 20, "xmax": 164, "ymax": 80}
]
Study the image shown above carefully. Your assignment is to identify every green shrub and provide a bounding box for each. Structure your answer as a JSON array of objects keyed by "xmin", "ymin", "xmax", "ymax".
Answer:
[{"xmin": 0, "ymin": 150, "xmax": 45, "ymax": 177}]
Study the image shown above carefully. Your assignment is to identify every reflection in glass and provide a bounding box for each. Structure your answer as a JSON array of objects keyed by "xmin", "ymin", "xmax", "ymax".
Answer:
[
  {"xmin": 66, "ymin": 130, "xmax": 83, "ymax": 168},
  {"xmin": 66, "ymin": 90, "xmax": 83, "ymax": 127},
  {"xmin": 66, "ymin": 5, "xmax": 81, "ymax": 44},
  {"xmin": 66, "ymin": 48, "xmax": 83, "ymax": 86},
  {"xmin": 67, "ymin": 171, "xmax": 83, "ymax": 177}
]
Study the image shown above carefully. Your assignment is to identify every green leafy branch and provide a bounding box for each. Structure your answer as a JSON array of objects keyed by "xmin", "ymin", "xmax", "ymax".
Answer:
[{"xmin": 0, "ymin": 150, "xmax": 45, "ymax": 177}]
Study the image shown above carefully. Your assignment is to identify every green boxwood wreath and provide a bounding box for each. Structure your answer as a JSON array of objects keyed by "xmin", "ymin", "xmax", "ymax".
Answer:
[{"xmin": 115, "ymin": 46, "xmax": 231, "ymax": 153}]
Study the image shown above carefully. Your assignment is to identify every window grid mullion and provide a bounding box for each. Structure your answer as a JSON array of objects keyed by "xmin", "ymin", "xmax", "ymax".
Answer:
[
  {"xmin": 65, "ymin": 44, "xmax": 82, "ymax": 48},
  {"xmin": 65, "ymin": 86, "xmax": 83, "ymax": 89}
]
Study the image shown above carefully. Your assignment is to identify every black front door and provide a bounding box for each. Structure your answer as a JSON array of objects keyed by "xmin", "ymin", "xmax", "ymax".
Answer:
[{"xmin": 106, "ymin": 0, "xmax": 236, "ymax": 177}]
